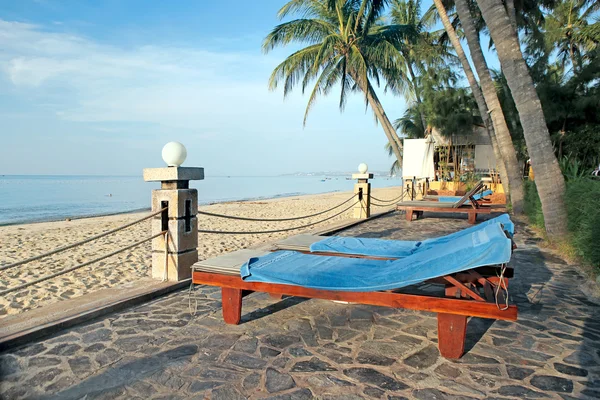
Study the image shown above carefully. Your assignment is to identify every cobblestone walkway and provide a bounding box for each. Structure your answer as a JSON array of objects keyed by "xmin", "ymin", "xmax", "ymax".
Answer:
[{"xmin": 1, "ymin": 212, "xmax": 600, "ymax": 399}]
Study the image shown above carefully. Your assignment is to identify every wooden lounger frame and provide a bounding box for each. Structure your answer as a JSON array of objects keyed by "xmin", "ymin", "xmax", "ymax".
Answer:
[
  {"xmin": 192, "ymin": 266, "xmax": 517, "ymax": 359},
  {"xmin": 397, "ymin": 181, "xmax": 498, "ymax": 224}
]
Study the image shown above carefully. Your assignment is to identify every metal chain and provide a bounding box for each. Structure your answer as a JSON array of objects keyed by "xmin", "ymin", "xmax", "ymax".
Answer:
[
  {"xmin": 198, "ymin": 200, "xmax": 359, "ymax": 235},
  {"xmin": 0, "ymin": 207, "xmax": 167, "ymax": 272},
  {"xmin": 197, "ymin": 194, "xmax": 357, "ymax": 222},
  {"xmin": 0, "ymin": 231, "xmax": 165, "ymax": 297}
]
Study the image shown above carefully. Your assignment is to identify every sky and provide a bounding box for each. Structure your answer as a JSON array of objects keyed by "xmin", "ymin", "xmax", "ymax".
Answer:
[
  {"xmin": 0, "ymin": 0, "xmax": 408, "ymax": 176},
  {"xmin": 0, "ymin": 0, "xmax": 494, "ymax": 176}
]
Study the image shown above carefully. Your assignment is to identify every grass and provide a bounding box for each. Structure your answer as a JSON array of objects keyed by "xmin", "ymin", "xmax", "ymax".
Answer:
[{"xmin": 523, "ymin": 179, "xmax": 600, "ymax": 282}]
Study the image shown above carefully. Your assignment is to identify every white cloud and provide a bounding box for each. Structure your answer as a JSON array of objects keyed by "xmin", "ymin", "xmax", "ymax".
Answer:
[
  {"xmin": 0, "ymin": 19, "xmax": 301, "ymax": 134},
  {"xmin": 0, "ymin": 19, "xmax": 407, "ymax": 175}
]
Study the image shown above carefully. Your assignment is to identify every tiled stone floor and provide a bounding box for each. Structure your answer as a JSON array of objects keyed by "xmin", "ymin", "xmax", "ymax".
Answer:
[{"xmin": 1, "ymin": 212, "xmax": 599, "ymax": 399}]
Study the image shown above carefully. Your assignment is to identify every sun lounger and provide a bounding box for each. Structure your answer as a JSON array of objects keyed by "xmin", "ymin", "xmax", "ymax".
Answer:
[
  {"xmin": 192, "ymin": 223, "xmax": 517, "ymax": 359},
  {"xmin": 424, "ymin": 187, "xmax": 491, "ymax": 202},
  {"xmin": 437, "ymin": 189, "xmax": 493, "ymax": 203},
  {"xmin": 397, "ymin": 182, "xmax": 501, "ymax": 224}
]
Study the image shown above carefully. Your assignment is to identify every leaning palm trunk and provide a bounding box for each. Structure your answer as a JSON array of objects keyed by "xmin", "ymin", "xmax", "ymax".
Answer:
[
  {"xmin": 453, "ymin": 0, "xmax": 524, "ymax": 213},
  {"xmin": 353, "ymin": 74, "xmax": 404, "ymax": 164},
  {"xmin": 487, "ymin": 122, "xmax": 510, "ymax": 197},
  {"xmin": 476, "ymin": 0, "xmax": 568, "ymax": 238},
  {"xmin": 406, "ymin": 63, "xmax": 428, "ymax": 133},
  {"xmin": 432, "ymin": 0, "xmax": 522, "ymax": 211},
  {"xmin": 504, "ymin": 0, "xmax": 517, "ymax": 31},
  {"xmin": 368, "ymin": 89, "xmax": 404, "ymax": 164}
]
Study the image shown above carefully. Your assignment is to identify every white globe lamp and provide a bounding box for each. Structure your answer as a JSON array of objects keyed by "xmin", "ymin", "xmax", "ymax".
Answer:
[
  {"xmin": 358, "ymin": 163, "xmax": 368, "ymax": 174},
  {"xmin": 162, "ymin": 142, "xmax": 187, "ymax": 167}
]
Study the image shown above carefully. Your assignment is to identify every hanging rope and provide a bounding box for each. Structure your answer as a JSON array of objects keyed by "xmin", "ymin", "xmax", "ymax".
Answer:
[
  {"xmin": 162, "ymin": 231, "xmax": 169, "ymax": 282},
  {"xmin": 495, "ymin": 263, "xmax": 510, "ymax": 311},
  {"xmin": 370, "ymin": 201, "xmax": 399, "ymax": 208},
  {"xmin": 197, "ymin": 194, "xmax": 357, "ymax": 222},
  {"xmin": 198, "ymin": 200, "xmax": 359, "ymax": 235},
  {"xmin": 0, "ymin": 207, "xmax": 167, "ymax": 273},
  {"xmin": 0, "ymin": 231, "xmax": 165, "ymax": 297},
  {"xmin": 370, "ymin": 193, "xmax": 404, "ymax": 204}
]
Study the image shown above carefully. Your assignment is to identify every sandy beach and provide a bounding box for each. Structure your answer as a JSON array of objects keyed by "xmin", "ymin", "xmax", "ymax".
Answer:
[{"xmin": 0, "ymin": 187, "xmax": 401, "ymax": 318}]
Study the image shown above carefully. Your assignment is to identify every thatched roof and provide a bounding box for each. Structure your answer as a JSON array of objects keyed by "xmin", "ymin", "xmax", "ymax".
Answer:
[{"xmin": 429, "ymin": 125, "xmax": 491, "ymax": 146}]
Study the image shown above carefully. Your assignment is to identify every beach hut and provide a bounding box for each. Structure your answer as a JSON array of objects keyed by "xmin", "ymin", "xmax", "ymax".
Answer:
[
  {"xmin": 402, "ymin": 125, "xmax": 504, "ymax": 195},
  {"xmin": 428, "ymin": 125, "xmax": 499, "ymax": 176}
]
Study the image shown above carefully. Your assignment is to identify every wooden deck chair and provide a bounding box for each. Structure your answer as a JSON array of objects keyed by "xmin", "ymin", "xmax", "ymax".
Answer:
[
  {"xmin": 192, "ymin": 246, "xmax": 517, "ymax": 359},
  {"xmin": 396, "ymin": 181, "xmax": 502, "ymax": 224}
]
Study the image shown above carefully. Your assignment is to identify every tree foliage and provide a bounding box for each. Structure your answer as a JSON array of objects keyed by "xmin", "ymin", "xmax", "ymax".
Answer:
[{"xmin": 263, "ymin": 0, "xmax": 416, "ymax": 124}]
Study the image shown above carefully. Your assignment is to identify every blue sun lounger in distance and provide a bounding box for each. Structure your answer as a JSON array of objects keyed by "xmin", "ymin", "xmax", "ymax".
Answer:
[
  {"xmin": 437, "ymin": 189, "xmax": 493, "ymax": 204},
  {"xmin": 396, "ymin": 181, "xmax": 506, "ymax": 223},
  {"xmin": 192, "ymin": 222, "xmax": 517, "ymax": 359}
]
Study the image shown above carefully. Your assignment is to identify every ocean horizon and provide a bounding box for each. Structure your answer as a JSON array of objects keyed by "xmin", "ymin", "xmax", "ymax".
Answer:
[{"xmin": 0, "ymin": 174, "xmax": 402, "ymax": 226}]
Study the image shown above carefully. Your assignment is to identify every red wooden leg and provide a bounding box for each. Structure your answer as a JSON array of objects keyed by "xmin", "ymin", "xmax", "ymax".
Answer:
[
  {"xmin": 468, "ymin": 212, "xmax": 477, "ymax": 224},
  {"xmin": 221, "ymin": 287, "xmax": 242, "ymax": 325},
  {"xmin": 269, "ymin": 293, "xmax": 283, "ymax": 300},
  {"xmin": 437, "ymin": 313, "xmax": 468, "ymax": 359},
  {"xmin": 406, "ymin": 210, "xmax": 414, "ymax": 221}
]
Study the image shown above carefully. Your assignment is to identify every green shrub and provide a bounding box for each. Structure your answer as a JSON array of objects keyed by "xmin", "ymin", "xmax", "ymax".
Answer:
[
  {"xmin": 564, "ymin": 179, "xmax": 600, "ymax": 268},
  {"xmin": 524, "ymin": 178, "xmax": 600, "ymax": 269},
  {"xmin": 523, "ymin": 180, "xmax": 545, "ymax": 228}
]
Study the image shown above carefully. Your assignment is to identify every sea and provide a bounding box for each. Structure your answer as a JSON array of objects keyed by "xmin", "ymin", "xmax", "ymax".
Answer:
[{"xmin": 0, "ymin": 175, "xmax": 402, "ymax": 226}]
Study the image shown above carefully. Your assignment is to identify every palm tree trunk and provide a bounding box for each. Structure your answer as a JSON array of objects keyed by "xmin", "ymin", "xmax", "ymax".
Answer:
[
  {"xmin": 406, "ymin": 63, "xmax": 428, "ymax": 132},
  {"xmin": 504, "ymin": 0, "xmax": 517, "ymax": 31},
  {"xmin": 569, "ymin": 44, "xmax": 579, "ymax": 72},
  {"xmin": 453, "ymin": 0, "xmax": 524, "ymax": 213},
  {"xmin": 487, "ymin": 124, "xmax": 510, "ymax": 195},
  {"xmin": 433, "ymin": 0, "xmax": 522, "ymax": 212},
  {"xmin": 350, "ymin": 72, "xmax": 404, "ymax": 164},
  {"xmin": 476, "ymin": 0, "xmax": 568, "ymax": 238},
  {"xmin": 366, "ymin": 84, "xmax": 404, "ymax": 164}
]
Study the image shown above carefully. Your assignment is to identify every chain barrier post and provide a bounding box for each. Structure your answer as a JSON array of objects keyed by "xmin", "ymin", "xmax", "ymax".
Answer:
[
  {"xmin": 352, "ymin": 163, "xmax": 372, "ymax": 219},
  {"xmin": 143, "ymin": 142, "xmax": 203, "ymax": 282}
]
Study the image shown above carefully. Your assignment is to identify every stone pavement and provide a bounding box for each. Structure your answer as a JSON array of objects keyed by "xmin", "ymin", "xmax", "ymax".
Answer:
[{"xmin": 1, "ymin": 212, "xmax": 600, "ymax": 400}]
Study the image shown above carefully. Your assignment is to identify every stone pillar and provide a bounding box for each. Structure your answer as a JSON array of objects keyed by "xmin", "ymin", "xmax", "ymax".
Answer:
[
  {"xmin": 352, "ymin": 173, "xmax": 373, "ymax": 219},
  {"xmin": 143, "ymin": 167, "xmax": 204, "ymax": 281}
]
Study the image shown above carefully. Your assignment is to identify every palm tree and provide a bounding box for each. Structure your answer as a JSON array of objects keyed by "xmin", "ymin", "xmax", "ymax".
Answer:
[
  {"xmin": 389, "ymin": 0, "xmax": 459, "ymax": 133},
  {"xmin": 263, "ymin": 0, "xmax": 415, "ymax": 164},
  {"xmin": 389, "ymin": 0, "xmax": 431, "ymax": 130},
  {"xmin": 431, "ymin": 0, "xmax": 520, "ymax": 210},
  {"xmin": 543, "ymin": 0, "xmax": 600, "ymax": 73},
  {"xmin": 452, "ymin": 0, "xmax": 525, "ymax": 213},
  {"xmin": 394, "ymin": 104, "xmax": 426, "ymax": 138},
  {"xmin": 476, "ymin": 0, "xmax": 568, "ymax": 238},
  {"xmin": 385, "ymin": 142, "xmax": 401, "ymax": 175}
]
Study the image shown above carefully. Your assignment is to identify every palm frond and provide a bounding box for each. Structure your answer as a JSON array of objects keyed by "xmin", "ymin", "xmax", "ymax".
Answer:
[
  {"xmin": 268, "ymin": 44, "xmax": 322, "ymax": 95},
  {"xmin": 263, "ymin": 19, "xmax": 336, "ymax": 53},
  {"xmin": 278, "ymin": 0, "xmax": 330, "ymax": 19},
  {"xmin": 303, "ymin": 56, "xmax": 345, "ymax": 124}
]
